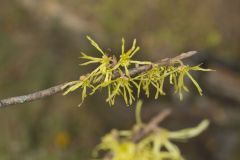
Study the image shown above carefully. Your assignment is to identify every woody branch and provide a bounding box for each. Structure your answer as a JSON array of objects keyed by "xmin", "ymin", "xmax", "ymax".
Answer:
[{"xmin": 0, "ymin": 51, "xmax": 197, "ymax": 108}]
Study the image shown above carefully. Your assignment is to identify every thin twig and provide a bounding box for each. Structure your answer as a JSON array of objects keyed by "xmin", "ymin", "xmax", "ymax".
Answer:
[
  {"xmin": 0, "ymin": 51, "xmax": 197, "ymax": 108},
  {"xmin": 0, "ymin": 84, "xmax": 66, "ymax": 108},
  {"xmin": 132, "ymin": 108, "xmax": 172, "ymax": 142}
]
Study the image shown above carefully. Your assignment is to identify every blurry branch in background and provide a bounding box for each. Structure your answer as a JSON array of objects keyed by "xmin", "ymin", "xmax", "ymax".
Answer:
[
  {"xmin": 131, "ymin": 108, "xmax": 172, "ymax": 143},
  {"xmin": 103, "ymin": 108, "xmax": 172, "ymax": 160},
  {"xmin": 18, "ymin": 0, "xmax": 89, "ymax": 33},
  {"xmin": 0, "ymin": 51, "xmax": 196, "ymax": 108},
  {"xmin": 204, "ymin": 65, "xmax": 240, "ymax": 104},
  {"xmin": 99, "ymin": 107, "xmax": 209, "ymax": 160},
  {"xmin": 100, "ymin": 107, "xmax": 209, "ymax": 160}
]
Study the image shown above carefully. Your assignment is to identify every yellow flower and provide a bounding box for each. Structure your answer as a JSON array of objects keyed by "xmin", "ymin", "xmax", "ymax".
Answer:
[{"xmin": 54, "ymin": 131, "xmax": 70, "ymax": 149}]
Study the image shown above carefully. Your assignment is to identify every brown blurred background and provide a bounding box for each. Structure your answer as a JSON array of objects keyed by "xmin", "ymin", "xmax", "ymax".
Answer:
[{"xmin": 0, "ymin": 0, "xmax": 240, "ymax": 159}]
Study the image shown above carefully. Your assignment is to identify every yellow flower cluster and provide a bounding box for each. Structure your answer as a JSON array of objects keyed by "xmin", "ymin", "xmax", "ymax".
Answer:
[
  {"xmin": 62, "ymin": 36, "xmax": 212, "ymax": 106},
  {"xmin": 93, "ymin": 101, "xmax": 209, "ymax": 160}
]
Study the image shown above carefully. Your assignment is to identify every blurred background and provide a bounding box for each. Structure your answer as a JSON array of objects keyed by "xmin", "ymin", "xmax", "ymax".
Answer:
[{"xmin": 0, "ymin": 0, "xmax": 240, "ymax": 159}]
